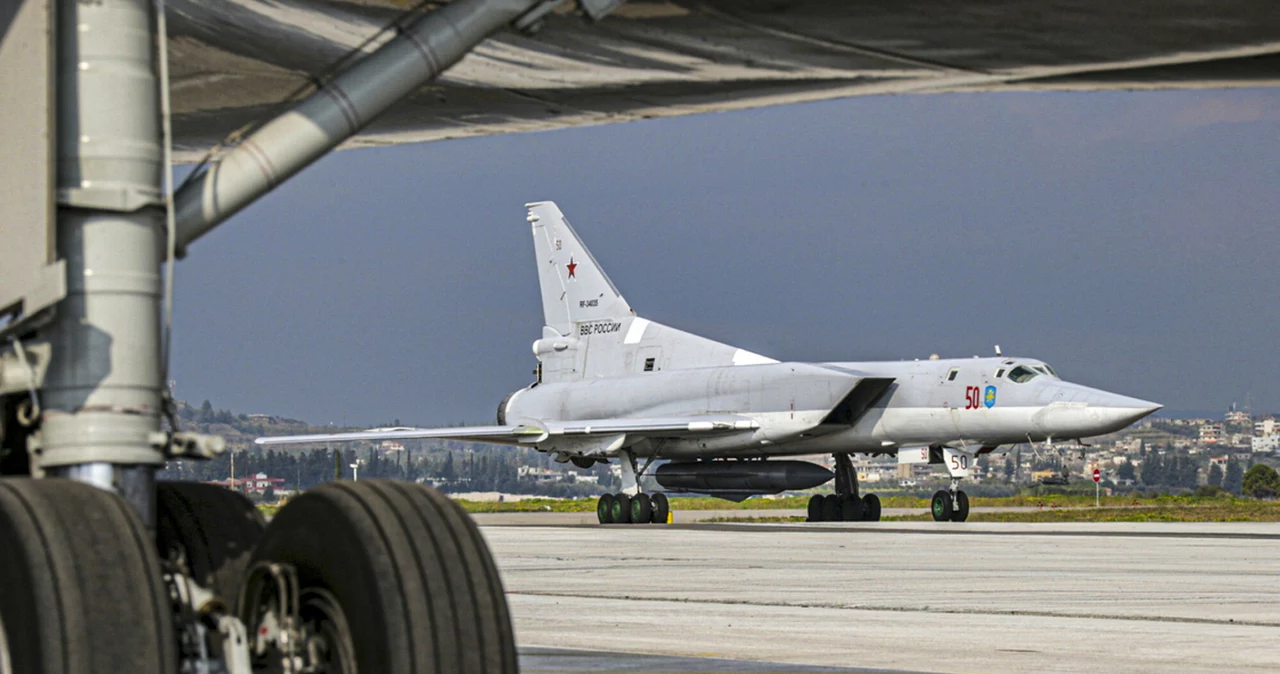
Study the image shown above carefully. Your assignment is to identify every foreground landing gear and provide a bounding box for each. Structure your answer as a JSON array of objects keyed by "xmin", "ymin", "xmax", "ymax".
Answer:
[
  {"xmin": 597, "ymin": 492, "xmax": 668, "ymax": 524},
  {"xmin": 246, "ymin": 480, "xmax": 517, "ymax": 673},
  {"xmin": 931, "ymin": 485, "xmax": 970, "ymax": 522},
  {"xmin": 807, "ymin": 454, "xmax": 882, "ymax": 522},
  {"xmin": 0, "ymin": 478, "xmax": 177, "ymax": 674}
]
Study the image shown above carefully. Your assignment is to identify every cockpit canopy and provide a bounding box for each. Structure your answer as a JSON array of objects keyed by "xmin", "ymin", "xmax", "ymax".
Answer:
[{"xmin": 1005, "ymin": 362, "xmax": 1059, "ymax": 383}]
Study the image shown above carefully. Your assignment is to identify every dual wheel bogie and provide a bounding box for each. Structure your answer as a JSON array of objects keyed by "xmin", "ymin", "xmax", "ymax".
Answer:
[
  {"xmin": 596, "ymin": 492, "xmax": 669, "ymax": 524},
  {"xmin": 0, "ymin": 477, "xmax": 517, "ymax": 674},
  {"xmin": 931, "ymin": 489, "xmax": 970, "ymax": 522},
  {"xmin": 807, "ymin": 493, "xmax": 882, "ymax": 522}
]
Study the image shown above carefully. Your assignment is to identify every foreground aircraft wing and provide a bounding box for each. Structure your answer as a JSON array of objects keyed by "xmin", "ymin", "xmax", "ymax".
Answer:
[
  {"xmin": 254, "ymin": 415, "xmax": 758, "ymax": 447},
  {"xmin": 168, "ymin": 1, "xmax": 1280, "ymax": 159}
]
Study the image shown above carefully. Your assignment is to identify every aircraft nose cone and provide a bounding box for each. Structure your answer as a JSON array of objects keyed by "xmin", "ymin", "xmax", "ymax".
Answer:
[
  {"xmin": 1035, "ymin": 384, "xmax": 1161, "ymax": 438},
  {"xmin": 1083, "ymin": 389, "xmax": 1162, "ymax": 432}
]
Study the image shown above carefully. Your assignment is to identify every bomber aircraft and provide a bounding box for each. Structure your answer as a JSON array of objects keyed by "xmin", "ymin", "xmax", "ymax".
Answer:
[{"xmin": 258, "ymin": 201, "xmax": 1161, "ymax": 524}]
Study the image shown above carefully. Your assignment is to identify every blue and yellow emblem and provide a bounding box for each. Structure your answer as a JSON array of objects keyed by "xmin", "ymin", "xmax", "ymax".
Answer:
[{"xmin": 984, "ymin": 386, "xmax": 997, "ymax": 409}]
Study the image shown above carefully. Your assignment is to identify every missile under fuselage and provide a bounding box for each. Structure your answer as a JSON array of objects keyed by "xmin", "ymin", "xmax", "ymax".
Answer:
[{"xmin": 654, "ymin": 460, "xmax": 834, "ymax": 495}]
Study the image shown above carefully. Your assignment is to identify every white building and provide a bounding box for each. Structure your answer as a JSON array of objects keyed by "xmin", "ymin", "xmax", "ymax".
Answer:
[
  {"xmin": 1255, "ymin": 419, "xmax": 1277, "ymax": 436},
  {"xmin": 1252, "ymin": 435, "xmax": 1279, "ymax": 454},
  {"xmin": 1199, "ymin": 423, "xmax": 1223, "ymax": 445}
]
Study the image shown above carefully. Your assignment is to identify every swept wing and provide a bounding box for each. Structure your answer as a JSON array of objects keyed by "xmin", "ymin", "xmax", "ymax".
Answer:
[{"xmin": 254, "ymin": 415, "xmax": 759, "ymax": 448}]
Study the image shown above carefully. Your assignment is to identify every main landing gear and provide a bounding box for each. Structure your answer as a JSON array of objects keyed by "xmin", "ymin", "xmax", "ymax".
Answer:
[
  {"xmin": 931, "ymin": 480, "xmax": 970, "ymax": 522},
  {"xmin": 596, "ymin": 492, "xmax": 670, "ymax": 524},
  {"xmin": 807, "ymin": 453, "xmax": 882, "ymax": 522}
]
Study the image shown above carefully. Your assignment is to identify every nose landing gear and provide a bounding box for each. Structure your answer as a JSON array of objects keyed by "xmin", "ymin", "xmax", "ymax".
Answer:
[{"xmin": 931, "ymin": 480, "xmax": 970, "ymax": 522}]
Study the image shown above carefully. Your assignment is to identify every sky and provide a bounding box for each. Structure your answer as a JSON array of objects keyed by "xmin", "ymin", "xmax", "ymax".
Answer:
[{"xmin": 171, "ymin": 87, "xmax": 1280, "ymax": 426}]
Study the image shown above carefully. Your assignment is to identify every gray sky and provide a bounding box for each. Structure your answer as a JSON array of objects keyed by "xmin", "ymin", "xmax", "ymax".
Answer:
[{"xmin": 171, "ymin": 88, "xmax": 1280, "ymax": 426}]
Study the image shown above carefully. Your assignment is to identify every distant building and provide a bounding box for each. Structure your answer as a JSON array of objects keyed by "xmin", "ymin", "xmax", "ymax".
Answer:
[
  {"xmin": 1255, "ymin": 419, "xmax": 1278, "ymax": 436},
  {"xmin": 1252, "ymin": 435, "xmax": 1279, "ymax": 454},
  {"xmin": 1114, "ymin": 438, "xmax": 1143, "ymax": 454},
  {"xmin": 1225, "ymin": 410, "xmax": 1250, "ymax": 425},
  {"xmin": 1199, "ymin": 423, "xmax": 1223, "ymax": 445},
  {"xmin": 206, "ymin": 472, "xmax": 286, "ymax": 496}
]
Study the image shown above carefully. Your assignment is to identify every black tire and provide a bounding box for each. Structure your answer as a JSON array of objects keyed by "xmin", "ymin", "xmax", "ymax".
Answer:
[
  {"xmin": 630, "ymin": 493, "xmax": 653, "ymax": 524},
  {"xmin": 839, "ymin": 494, "xmax": 864, "ymax": 522},
  {"xmin": 951, "ymin": 490, "xmax": 970, "ymax": 522},
  {"xmin": 612, "ymin": 493, "xmax": 632, "ymax": 524},
  {"xmin": 862, "ymin": 493, "xmax": 882, "ymax": 522},
  {"xmin": 806, "ymin": 494, "xmax": 824, "ymax": 522},
  {"xmin": 931, "ymin": 490, "xmax": 953, "ymax": 522},
  {"xmin": 247, "ymin": 480, "xmax": 516, "ymax": 674},
  {"xmin": 596, "ymin": 493, "xmax": 614, "ymax": 524},
  {"xmin": 650, "ymin": 492, "xmax": 670, "ymax": 524},
  {"xmin": 156, "ymin": 481, "xmax": 265, "ymax": 603},
  {"xmin": 821, "ymin": 494, "xmax": 840, "ymax": 522},
  {"xmin": 0, "ymin": 477, "xmax": 177, "ymax": 674}
]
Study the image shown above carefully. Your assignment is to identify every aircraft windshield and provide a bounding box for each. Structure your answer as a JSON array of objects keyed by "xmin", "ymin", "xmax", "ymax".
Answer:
[{"xmin": 1007, "ymin": 365, "xmax": 1040, "ymax": 383}]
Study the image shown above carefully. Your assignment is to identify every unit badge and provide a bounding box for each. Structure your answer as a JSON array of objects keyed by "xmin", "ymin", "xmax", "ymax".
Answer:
[{"xmin": 984, "ymin": 385, "xmax": 997, "ymax": 408}]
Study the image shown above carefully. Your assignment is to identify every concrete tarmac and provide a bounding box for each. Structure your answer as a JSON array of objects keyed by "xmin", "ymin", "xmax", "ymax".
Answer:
[{"xmin": 485, "ymin": 518, "xmax": 1280, "ymax": 673}]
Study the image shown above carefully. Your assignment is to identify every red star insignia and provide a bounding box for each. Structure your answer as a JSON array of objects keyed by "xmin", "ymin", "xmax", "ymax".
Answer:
[{"xmin": 566, "ymin": 257, "xmax": 577, "ymax": 278}]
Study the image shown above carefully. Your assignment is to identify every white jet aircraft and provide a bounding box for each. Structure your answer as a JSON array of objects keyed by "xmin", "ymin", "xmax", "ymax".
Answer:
[{"xmin": 258, "ymin": 202, "xmax": 1160, "ymax": 524}]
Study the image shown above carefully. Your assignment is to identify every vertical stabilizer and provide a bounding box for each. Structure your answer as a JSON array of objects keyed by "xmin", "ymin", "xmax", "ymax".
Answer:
[
  {"xmin": 525, "ymin": 201, "xmax": 776, "ymax": 382},
  {"xmin": 528, "ymin": 201, "xmax": 634, "ymax": 336}
]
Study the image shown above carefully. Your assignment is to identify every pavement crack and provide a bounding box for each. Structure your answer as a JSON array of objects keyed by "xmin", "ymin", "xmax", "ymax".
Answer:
[{"xmin": 508, "ymin": 590, "xmax": 1280, "ymax": 628}]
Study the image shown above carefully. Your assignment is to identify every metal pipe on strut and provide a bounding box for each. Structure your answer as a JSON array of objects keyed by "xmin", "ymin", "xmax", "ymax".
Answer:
[{"xmin": 172, "ymin": 0, "xmax": 543, "ymax": 254}]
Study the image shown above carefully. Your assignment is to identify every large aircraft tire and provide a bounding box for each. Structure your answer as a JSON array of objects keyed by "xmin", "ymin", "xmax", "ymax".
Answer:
[
  {"xmin": 931, "ymin": 490, "xmax": 953, "ymax": 522},
  {"xmin": 821, "ymin": 494, "xmax": 840, "ymax": 522},
  {"xmin": 951, "ymin": 490, "xmax": 971, "ymax": 522},
  {"xmin": 247, "ymin": 480, "xmax": 517, "ymax": 674},
  {"xmin": 839, "ymin": 494, "xmax": 864, "ymax": 522},
  {"xmin": 651, "ymin": 492, "xmax": 670, "ymax": 523},
  {"xmin": 0, "ymin": 477, "xmax": 177, "ymax": 674},
  {"xmin": 156, "ymin": 481, "xmax": 265, "ymax": 602},
  {"xmin": 597, "ymin": 493, "xmax": 614, "ymax": 524},
  {"xmin": 806, "ymin": 494, "xmax": 824, "ymax": 522},
  {"xmin": 612, "ymin": 493, "xmax": 633, "ymax": 524},
  {"xmin": 631, "ymin": 493, "xmax": 653, "ymax": 524},
  {"xmin": 862, "ymin": 494, "xmax": 882, "ymax": 522}
]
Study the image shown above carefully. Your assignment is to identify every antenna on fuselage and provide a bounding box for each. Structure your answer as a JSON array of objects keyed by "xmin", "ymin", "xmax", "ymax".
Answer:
[{"xmin": 994, "ymin": 344, "xmax": 1003, "ymax": 357}]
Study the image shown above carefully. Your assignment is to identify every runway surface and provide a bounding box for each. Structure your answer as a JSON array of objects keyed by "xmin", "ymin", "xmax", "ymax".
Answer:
[{"xmin": 483, "ymin": 518, "xmax": 1280, "ymax": 673}]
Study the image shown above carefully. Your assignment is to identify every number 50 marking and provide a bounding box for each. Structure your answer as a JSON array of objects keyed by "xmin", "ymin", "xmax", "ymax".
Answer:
[
  {"xmin": 949, "ymin": 454, "xmax": 969, "ymax": 471},
  {"xmin": 964, "ymin": 386, "xmax": 981, "ymax": 409}
]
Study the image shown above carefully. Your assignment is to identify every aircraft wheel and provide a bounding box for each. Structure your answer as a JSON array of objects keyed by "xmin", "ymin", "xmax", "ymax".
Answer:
[
  {"xmin": 806, "ymin": 494, "xmax": 824, "ymax": 522},
  {"xmin": 612, "ymin": 493, "xmax": 633, "ymax": 524},
  {"xmin": 930, "ymin": 490, "xmax": 953, "ymax": 522},
  {"xmin": 0, "ymin": 477, "xmax": 177, "ymax": 674},
  {"xmin": 821, "ymin": 494, "xmax": 840, "ymax": 522},
  {"xmin": 631, "ymin": 493, "xmax": 653, "ymax": 524},
  {"xmin": 156, "ymin": 481, "xmax": 265, "ymax": 602},
  {"xmin": 862, "ymin": 493, "xmax": 882, "ymax": 522},
  {"xmin": 650, "ymin": 492, "xmax": 670, "ymax": 524},
  {"xmin": 951, "ymin": 490, "xmax": 970, "ymax": 522},
  {"xmin": 596, "ymin": 493, "xmax": 614, "ymax": 524},
  {"xmin": 839, "ymin": 494, "xmax": 864, "ymax": 522},
  {"xmin": 246, "ymin": 480, "xmax": 516, "ymax": 674}
]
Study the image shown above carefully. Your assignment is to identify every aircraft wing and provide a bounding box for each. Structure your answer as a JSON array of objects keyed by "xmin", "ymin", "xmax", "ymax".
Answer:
[
  {"xmin": 254, "ymin": 415, "xmax": 759, "ymax": 447},
  {"xmin": 168, "ymin": 0, "xmax": 1280, "ymax": 159}
]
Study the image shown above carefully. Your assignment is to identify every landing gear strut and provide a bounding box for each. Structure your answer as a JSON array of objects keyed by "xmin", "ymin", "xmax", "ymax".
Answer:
[
  {"xmin": 807, "ymin": 453, "xmax": 881, "ymax": 522},
  {"xmin": 931, "ymin": 479, "xmax": 970, "ymax": 522}
]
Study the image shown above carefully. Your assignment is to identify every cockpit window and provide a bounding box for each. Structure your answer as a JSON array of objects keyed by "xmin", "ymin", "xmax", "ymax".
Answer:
[
  {"xmin": 1043, "ymin": 364, "xmax": 1059, "ymax": 377},
  {"xmin": 1007, "ymin": 365, "xmax": 1039, "ymax": 383},
  {"xmin": 995, "ymin": 369, "xmax": 1005, "ymax": 379}
]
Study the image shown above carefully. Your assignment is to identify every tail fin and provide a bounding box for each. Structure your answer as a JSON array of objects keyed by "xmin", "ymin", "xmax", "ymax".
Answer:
[
  {"xmin": 525, "ymin": 201, "xmax": 776, "ymax": 383},
  {"xmin": 528, "ymin": 201, "xmax": 634, "ymax": 336}
]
